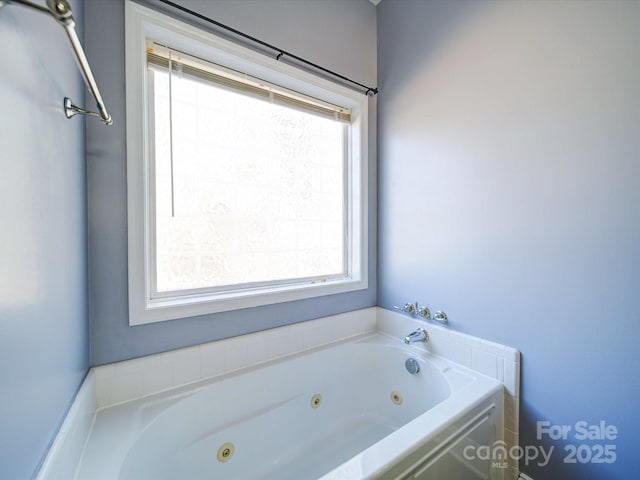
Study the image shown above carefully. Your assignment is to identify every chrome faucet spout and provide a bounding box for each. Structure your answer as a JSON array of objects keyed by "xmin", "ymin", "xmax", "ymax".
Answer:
[{"xmin": 404, "ymin": 328, "xmax": 429, "ymax": 344}]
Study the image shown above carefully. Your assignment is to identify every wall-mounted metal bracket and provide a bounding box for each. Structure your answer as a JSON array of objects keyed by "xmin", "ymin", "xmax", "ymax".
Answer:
[{"xmin": 64, "ymin": 97, "xmax": 105, "ymax": 121}]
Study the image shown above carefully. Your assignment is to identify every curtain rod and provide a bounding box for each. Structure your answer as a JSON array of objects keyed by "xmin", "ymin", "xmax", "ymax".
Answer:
[
  {"xmin": 2, "ymin": 0, "xmax": 113, "ymax": 125},
  {"xmin": 155, "ymin": 0, "xmax": 379, "ymax": 97}
]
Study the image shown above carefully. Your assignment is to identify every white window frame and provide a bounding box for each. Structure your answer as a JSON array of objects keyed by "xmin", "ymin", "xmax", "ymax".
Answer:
[{"xmin": 125, "ymin": 1, "xmax": 368, "ymax": 325}]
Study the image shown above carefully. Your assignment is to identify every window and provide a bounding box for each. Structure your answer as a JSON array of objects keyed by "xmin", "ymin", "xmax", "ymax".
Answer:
[{"xmin": 125, "ymin": 2, "xmax": 368, "ymax": 325}]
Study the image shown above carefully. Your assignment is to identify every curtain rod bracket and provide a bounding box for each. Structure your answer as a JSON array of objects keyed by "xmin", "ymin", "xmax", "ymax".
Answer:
[{"xmin": 64, "ymin": 97, "xmax": 113, "ymax": 125}]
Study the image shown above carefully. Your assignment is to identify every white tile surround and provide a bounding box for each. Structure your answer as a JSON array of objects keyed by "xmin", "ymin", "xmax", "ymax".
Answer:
[
  {"xmin": 37, "ymin": 307, "xmax": 521, "ymax": 480},
  {"xmin": 377, "ymin": 309, "xmax": 521, "ymax": 480}
]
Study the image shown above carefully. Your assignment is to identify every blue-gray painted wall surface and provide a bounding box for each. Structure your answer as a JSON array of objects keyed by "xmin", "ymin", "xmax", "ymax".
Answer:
[
  {"xmin": 0, "ymin": 1, "xmax": 89, "ymax": 478},
  {"xmin": 377, "ymin": 1, "xmax": 639, "ymax": 478},
  {"xmin": 85, "ymin": 0, "xmax": 377, "ymax": 365}
]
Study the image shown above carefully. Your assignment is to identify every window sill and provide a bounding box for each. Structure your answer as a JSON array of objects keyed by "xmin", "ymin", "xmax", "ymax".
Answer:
[{"xmin": 129, "ymin": 276, "xmax": 368, "ymax": 325}]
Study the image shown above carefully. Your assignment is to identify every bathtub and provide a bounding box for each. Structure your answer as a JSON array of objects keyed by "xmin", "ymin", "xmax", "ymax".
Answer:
[{"xmin": 74, "ymin": 332, "xmax": 504, "ymax": 480}]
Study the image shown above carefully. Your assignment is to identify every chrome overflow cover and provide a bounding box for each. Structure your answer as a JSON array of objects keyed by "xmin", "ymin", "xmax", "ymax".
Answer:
[{"xmin": 405, "ymin": 357, "xmax": 421, "ymax": 375}]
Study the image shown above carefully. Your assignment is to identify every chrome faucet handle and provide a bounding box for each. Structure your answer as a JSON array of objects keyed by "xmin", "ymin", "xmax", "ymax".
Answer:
[
  {"xmin": 417, "ymin": 305, "xmax": 431, "ymax": 320},
  {"xmin": 433, "ymin": 310, "xmax": 448, "ymax": 324},
  {"xmin": 393, "ymin": 302, "xmax": 416, "ymax": 315}
]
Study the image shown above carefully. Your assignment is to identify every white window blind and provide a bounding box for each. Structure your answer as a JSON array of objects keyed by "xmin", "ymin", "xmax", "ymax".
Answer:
[{"xmin": 146, "ymin": 42, "xmax": 352, "ymax": 123}]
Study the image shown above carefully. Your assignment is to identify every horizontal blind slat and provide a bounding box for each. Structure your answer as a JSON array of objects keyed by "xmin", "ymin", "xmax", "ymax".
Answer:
[{"xmin": 147, "ymin": 47, "xmax": 352, "ymax": 123}]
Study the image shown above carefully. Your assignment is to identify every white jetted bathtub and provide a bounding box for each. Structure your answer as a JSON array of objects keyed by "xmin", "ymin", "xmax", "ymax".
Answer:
[{"xmin": 73, "ymin": 332, "xmax": 504, "ymax": 480}]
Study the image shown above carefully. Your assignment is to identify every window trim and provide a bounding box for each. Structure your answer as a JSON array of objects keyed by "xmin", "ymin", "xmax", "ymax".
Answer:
[{"xmin": 125, "ymin": 1, "xmax": 368, "ymax": 325}]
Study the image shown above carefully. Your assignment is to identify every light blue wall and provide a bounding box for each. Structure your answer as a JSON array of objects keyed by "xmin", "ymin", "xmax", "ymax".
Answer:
[
  {"xmin": 0, "ymin": 1, "xmax": 89, "ymax": 478},
  {"xmin": 377, "ymin": 1, "xmax": 639, "ymax": 478},
  {"xmin": 85, "ymin": 0, "xmax": 377, "ymax": 365}
]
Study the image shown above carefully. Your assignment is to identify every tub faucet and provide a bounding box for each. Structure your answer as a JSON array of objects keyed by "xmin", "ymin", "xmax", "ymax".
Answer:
[{"xmin": 404, "ymin": 328, "xmax": 429, "ymax": 344}]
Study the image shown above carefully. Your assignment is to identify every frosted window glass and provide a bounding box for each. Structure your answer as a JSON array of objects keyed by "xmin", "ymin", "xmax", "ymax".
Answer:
[{"xmin": 151, "ymin": 69, "xmax": 346, "ymax": 293}]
